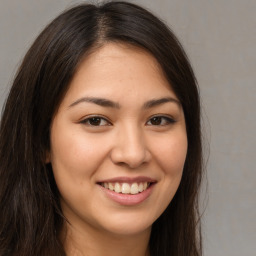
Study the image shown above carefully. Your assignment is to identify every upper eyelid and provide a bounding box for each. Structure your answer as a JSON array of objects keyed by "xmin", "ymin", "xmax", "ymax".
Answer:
[
  {"xmin": 79, "ymin": 115, "xmax": 112, "ymax": 126},
  {"xmin": 80, "ymin": 115, "xmax": 111, "ymax": 121},
  {"xmin": 79, "ymin": 114, "xmax": 176, "ymax": 125},
  {"xmin": 147, "ymin": 114, "xmax": 176, "ymax": 121},
  {"xmin": 146, "ymin": 116, "xmax": 176, "ymax": 125}
]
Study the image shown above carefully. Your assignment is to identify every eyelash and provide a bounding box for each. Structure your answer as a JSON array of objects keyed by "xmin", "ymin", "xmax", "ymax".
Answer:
[
  {"xmin": 80, "ymin": 115, "xmax": 176, "ymax": 127},
  {"xmin": 146, "ymin": 116, "xmax": 176, "ymax": 126},
  {"xmin": 80, "ymin": 116, "xmax": 111, "ymax": 126}
]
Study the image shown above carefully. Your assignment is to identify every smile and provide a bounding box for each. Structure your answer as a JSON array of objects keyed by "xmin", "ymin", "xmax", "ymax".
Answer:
[
  {"xmin": 97, "ymin": 177, "xmax": 156, "ymax": 205},
  {"xmin": 100, "ymin": 182, "xmax": 150, "ymax": 195}
]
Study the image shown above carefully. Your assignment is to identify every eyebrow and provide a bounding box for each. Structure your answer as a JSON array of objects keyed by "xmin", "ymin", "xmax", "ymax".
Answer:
[
  {"xmin": 69, "ymin": 97, "xmax": 121, "ymax": 109},
  {"xmin": 142, "ymin": 97, "xmax": 181, "ymax": 109},
  {"xmin": 69, "ymin": 96, "xmax": 180, "ymax": 109}
]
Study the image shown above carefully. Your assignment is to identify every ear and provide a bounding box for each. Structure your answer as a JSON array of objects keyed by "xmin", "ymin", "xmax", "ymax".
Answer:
[{"xmin": 45, "ymin": 151, "xmax": 51, "ymax": 164}]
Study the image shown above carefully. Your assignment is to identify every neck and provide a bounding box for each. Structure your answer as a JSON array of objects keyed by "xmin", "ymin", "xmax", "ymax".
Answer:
[{"xmin": 62, "ymin": 222, "xmax": 151, "ymax": 256}]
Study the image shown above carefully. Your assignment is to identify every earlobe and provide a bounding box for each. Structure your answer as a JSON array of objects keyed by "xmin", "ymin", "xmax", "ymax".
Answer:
[{"xmin": 45, "ymin": 151, "xmax": 51, "ymax": 163}]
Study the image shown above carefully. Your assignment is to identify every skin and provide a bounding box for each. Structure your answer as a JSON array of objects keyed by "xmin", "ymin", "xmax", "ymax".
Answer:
[{"xmin": 49, "ymin": 43, "xmax": 188, "ymax": 256}]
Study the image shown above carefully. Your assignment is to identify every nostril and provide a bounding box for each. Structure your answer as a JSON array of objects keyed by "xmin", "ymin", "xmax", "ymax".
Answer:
[{"xmin": 109, "ymin": 134, "xmax": 151, "ymax": 168}]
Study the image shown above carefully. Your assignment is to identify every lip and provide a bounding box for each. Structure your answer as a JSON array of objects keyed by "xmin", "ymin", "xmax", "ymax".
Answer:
[
  {"xmin": 97, "ymin": 176, "xmax": 157, "ymax": 184},
  {"xmin": 97, "ymin": 176, "xmax": 156, "ymax": 206}
]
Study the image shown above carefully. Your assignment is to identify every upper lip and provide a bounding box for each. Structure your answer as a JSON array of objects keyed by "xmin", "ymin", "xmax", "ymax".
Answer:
[{"xmin": 97, "ymin": 176, "xmax": 157, "ymax": 183}]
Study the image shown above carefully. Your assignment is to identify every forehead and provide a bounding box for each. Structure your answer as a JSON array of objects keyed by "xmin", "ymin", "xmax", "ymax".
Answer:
[{"xmin": 62, "ymin": 42, "xmax": 177, "ymax": 106}]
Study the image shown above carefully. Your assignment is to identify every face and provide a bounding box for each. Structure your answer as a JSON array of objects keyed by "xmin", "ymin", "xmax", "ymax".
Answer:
[{"xmin": 49, "ymin": 43, "xmax": 187, "ymax": 237}]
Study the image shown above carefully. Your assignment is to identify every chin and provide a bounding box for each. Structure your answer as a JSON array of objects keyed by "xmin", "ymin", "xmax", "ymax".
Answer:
[{"xmin": 95, "ymin": 210, "xmax": 158, "ymax": 237}]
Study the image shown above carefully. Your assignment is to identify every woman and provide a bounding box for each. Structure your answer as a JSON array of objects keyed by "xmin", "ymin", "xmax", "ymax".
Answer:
[{"xmin": 0, "ymin": 1, "xmax": 203, "ymax": 255}]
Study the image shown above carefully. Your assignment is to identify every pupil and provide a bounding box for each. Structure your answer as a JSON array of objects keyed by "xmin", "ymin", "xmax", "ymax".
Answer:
[
  {"xmin": 90, "ymin": 117, "xmax": 101, "ymax": 125},
  {"xmin": 151, "ymin": 117, "xmax": 161, "ymax": 125}
]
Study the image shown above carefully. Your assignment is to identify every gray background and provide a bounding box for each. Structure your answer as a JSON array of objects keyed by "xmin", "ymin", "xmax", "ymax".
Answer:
[{"xmin": 0, "ymin": 0, "xmax": 255, "ymax": 255}]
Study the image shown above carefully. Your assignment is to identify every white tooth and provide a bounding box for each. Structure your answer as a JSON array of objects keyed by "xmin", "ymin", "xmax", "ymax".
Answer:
[
  {"xmin": 138, "ymin": 183, "xmax": 144, "ymax": 192},
  {"xmin": 143, "ymin": 182, "xmax": 148, "ymax": 190},
  {"xmin": 130, "ymin": 183, "xmax": 139, "ymax": 194},
  {"xmin": 114, "ymin": 183, "xmax": 121, "ymax": 193},
  {"xmin": 121, "ymin": 183, "xmax": 130, "ymax": 194},
  {"xmin": 109, "ymin": 183, "xmax": 114, "ymax": 191},
  {"xmin": 104, "ymin": 183, "xmax": 109, "ymax": 189}
]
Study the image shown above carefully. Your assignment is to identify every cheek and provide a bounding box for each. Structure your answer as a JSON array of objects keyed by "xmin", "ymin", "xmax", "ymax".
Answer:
[
  {"xmin": 49, "ymin": 128, "xmax": 109, "ymax": 214},
  {"xmin": 154, "ymin": 132, "xmax": 188, "ymax": 176},
  {"xmin": 50, "ymin": 125, "xmax": 108, "ymax": 175},
  {"xmin": 151, "ymin": 132, "xmax": 187, "ymax": 211}
]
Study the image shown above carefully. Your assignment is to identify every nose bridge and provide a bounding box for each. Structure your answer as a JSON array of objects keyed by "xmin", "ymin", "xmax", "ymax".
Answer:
[{"xmin": 110, "ymin": 122, "xmax": 150, "ymax": 168}]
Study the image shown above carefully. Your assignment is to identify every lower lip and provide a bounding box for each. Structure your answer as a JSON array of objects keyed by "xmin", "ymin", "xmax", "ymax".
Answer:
[{"xmin": 99, "ymin": 184, "xmax": 155, "ymax": 206}]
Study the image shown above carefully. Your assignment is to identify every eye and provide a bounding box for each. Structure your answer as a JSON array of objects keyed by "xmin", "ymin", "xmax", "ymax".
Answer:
[
  {"xmin": 146, "ymin": 116, "xmax": 175, "ymax": 126},
  {"xmin": 80, "ymin": 116, "xmax": 111, "ymax": 126}
]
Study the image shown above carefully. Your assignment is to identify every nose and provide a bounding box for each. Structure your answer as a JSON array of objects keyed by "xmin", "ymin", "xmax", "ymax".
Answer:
[{"xmin": 110, "ymin": 124, "xmax": 151, "ymax": 169}]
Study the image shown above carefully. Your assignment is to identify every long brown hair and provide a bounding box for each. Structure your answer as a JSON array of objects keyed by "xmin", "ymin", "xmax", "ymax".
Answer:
[{"xmin": 0, "ymin": 1, "xmax": 203, "ymax": 255}]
